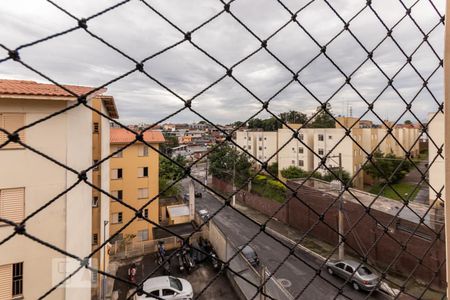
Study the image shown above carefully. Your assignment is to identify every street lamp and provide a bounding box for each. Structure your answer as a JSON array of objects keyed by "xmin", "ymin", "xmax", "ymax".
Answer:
[{"xmin": 102, "ymin": 220, "xmax": 109, "ymax": 300}]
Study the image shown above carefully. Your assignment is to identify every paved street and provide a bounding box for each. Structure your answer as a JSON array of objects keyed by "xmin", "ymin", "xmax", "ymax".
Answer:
[{"xmin": 191, "ymin": 185, "xmax": 390, "ymax": 300}]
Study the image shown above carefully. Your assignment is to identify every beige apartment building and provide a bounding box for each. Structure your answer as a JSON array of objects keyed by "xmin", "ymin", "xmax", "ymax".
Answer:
[
  {"xmin": 109, "ymin": 128, "xmax": 165, "ymax": 242},
  {"xmin": 235, "ymin": 117, "xmax": 421, "ymax": 189},
  {"xmin": 235, "ymin": 130, "xmax": 278, "ymax": 165},
  {"xmin": 0, "ymin": 79, "xmax": 109, "ymax": 300},
  {"xmin": 90, "ymin": 96, "xmax": 118, "ymax": 299}
]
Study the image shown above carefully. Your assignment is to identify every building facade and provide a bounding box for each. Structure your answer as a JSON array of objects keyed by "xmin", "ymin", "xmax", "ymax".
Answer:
[
  {"xmin": 0, "ymin": 79, "xmax": 106, "ymax": 300},
  {"xmin": 109, "ymin": 128, "xmax": 165, "ymax": 243}
]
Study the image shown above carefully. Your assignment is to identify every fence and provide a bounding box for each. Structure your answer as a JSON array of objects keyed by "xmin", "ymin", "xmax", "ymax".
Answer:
[{"xmin": 0, "ymin": 0, "xmax": 446, "ymax": 299}]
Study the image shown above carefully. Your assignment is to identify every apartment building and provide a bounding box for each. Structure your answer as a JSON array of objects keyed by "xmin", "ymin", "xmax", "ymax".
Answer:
[
  {"xmin": 428, "ymin": 112, "xmax": 444, "ymax": 206},
  {"xmin": 90, "ymin": 96, "xmax": 118, "ymax": 298},
  {"xmin": 235, "ymin": 117, "xmax": 421, "ymax": 189},
  {"xmin": 277, "ymin": 124, "xmax": 314, "ymax": 174},
  {"xmin": 0, "ymin": 79, "xmax": 107, "ymax": 300},
  {"xmin": 235, "ymin": 130, "xmax": 278, "ymax": 165},
  {"xmin": 109, "ymin": 128, "xmax": 165, "ymax": 242}
]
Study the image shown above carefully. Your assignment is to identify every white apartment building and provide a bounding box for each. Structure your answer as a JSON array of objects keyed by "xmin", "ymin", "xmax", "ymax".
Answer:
[
  {"xmin": 277, "ymin": 125, "xmax": 314, "ymax": 174},
  {"xmin": 235, "ymin": 117, "xmax": 421, "ymax": 189},
  {"xmin": 428, "ymin": 112, "xmax": 444, "ymax": 206},
  {"xmin": 235, "ymin": 130, "xmax": 278, "ymax": 165},
  {"xmin": 0, "ymin": 80, "xmax": 109, "ymax": 300}
]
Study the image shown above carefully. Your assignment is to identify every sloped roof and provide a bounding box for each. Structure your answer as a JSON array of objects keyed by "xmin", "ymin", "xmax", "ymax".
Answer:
[
  {"xmin": 110, "ymin": 128, "xmax": 165, "ymax": 144},
  {"xmin": 0, "ymin": 79, "xmax": 106, "ymax": 98}
]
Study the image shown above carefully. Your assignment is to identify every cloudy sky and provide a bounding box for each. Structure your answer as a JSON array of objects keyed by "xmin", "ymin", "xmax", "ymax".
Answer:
[{"xmin": 0, "ymin": 0, "xmax": 445, "ymax": 125}]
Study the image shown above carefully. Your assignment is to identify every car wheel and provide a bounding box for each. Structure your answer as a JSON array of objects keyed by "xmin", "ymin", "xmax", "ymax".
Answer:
[
  {"xmin": 327, "ymin": 267, "xmax": 333, "ymax": 275},
  {"xmin": 352, "ymin": 281, "xmax": 360, "ymax": 291}
]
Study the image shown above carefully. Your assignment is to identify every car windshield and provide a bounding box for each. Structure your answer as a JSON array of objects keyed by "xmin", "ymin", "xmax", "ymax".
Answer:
[
  {"xmin": 169, "ymin": 277, "xmax": 182, "ymax": 291},
  {"xmin": 357, "ymin": 266, "xmax": 373, "ymax": 276}
]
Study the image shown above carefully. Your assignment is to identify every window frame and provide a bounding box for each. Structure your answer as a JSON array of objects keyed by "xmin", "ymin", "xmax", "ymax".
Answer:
[{"xmin": 12, "ymin": 262, "xmax": 23, "ymax": 297}]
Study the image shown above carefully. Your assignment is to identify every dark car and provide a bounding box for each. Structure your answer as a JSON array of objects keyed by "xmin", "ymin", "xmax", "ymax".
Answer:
[
  {"xmin": 325, "ymin": 259, "xmax": 380, "ymax": 291},
  {"xmin": 238, "ymin": 245, "xmax": 259, "ymax": 267}
]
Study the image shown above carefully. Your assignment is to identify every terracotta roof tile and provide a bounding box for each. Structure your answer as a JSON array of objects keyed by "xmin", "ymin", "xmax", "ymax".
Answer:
[
  {"xmin": 0, "ymin": 79, "xmax": 105, "ymax": 99},
  {"xmin": 110, "ymin": 128, "xmax": 165, "ymax": 144}
]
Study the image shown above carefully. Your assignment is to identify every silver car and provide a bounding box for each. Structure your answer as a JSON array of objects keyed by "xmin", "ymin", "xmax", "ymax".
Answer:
[{"xmin": 325, "ymin": 260, "xmax": 380, "ymax": 291}]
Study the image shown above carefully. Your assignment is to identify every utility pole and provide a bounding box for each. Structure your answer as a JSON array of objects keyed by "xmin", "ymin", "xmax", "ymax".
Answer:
[
  {"xmin": 337, "ymin": 152, "xmax": 344, "ymax": 260},
  {"xmin": 232, "ymin": 145, "xmax": 236, "ymax": 207},
  {"xmin": 204, "ymin": 157, "xmax": 208, "ymax": 190}
]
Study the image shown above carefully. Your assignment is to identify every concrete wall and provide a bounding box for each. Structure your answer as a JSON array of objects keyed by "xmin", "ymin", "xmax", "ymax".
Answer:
[{"xmin": 428, "ymin": 112, "xmax": 445, "ymax": 206}]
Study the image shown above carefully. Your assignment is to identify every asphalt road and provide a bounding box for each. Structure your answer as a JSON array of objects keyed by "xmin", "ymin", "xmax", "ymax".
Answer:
[{"xmin": 190, "ymin": 185, "xmax": 390, "ymax": 300}]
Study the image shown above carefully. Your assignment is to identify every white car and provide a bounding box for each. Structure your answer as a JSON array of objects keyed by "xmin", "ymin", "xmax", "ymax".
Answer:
[{"xmin": 136, "ymin": 276, "xmax": 193, "ymax": 300}]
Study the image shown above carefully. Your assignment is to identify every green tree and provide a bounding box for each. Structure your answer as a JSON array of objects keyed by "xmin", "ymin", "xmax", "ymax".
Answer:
[
  {"xmin": 159, "ymin": 155, "xmax": 187, "ymax": 197},
  {"xmin": 267, "ymin": 162, "xmax": 278, "ymax": 176},
  {"xmin": 310, "ymin": 103, "xmax": 335, "ymax": 128},
  {"xmin": 363, "ymin": 151, "xmax": 412, "ymax": 184},
  {"xmin": 160, "ymin": 133, "xmax": 179, "ymax": 154},
  {"xmin": 320, "ymin": 168, "xmax": 352, "ymax": 185},
  {"xmin": 209, "ymin": 144, "xmax": 251, "ymax": 185},
  {"xmin": 404, "ymin": 120, "xmax": 412, "ymax": 125},
  {"xmin": 279, "ymin": 110, "xmax": 307, "ymax": 124},
  {"xmin": 281, "ymin": 166, "xmax": 308, "ymax": 179},
  {"xmin": 247, "ymin": 117, "xmax": 281, "ymax": 131}
]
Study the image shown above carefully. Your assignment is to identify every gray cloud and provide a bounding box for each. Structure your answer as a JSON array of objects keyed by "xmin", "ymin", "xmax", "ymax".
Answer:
[{"xmin": 0, "ymin": 0, "xmax": 445, "ymax": 125}]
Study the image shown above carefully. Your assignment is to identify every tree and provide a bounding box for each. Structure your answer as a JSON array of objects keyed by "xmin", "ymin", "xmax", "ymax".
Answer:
[
  {"xmin": 281, "ymin": 166, "xmax": 308, "ymax": 179},
  {"xmin": 320, "ymin": 168, "xmax": 352, "ymax": 185},
  {"xmin": 159, "ymin": 155, "xmax": 187, "ymax": 197},
  {"xmin": 160, "ymin": 133, "xmax": 179, "ymax": 154},
  {"xmin": 229, "ymin": 121, "xmax": 244, "ymax": 128},
  {"xmin": 310, "ymin": 103, "xmax": 335, "ymax": 128},
  {"xmin": 363, "ymin": 151, "xmax": 412, "ymax": 184},
  {"xmin": 267, "ymin": 162, "xmax": 278, "ymax": 176},
  {"xmin": 247, "ymin": 117, "xmax": 281, "ymax": 131},
  {"xmin": 209, "ymin": 144, "xmax": 251, "ymax": 185},
  {"xmin": 404, "ymin": 120, "xmax": 412, "ymax": 125},
  {"xmin": 279, "ymin": 110, "xmax": 307, "ymax": 124}
]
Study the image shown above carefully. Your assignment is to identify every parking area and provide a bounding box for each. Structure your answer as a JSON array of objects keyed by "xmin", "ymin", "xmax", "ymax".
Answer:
[{"xmin": 111, "ymin": 249, "xmax": 238, "ymax": 300}]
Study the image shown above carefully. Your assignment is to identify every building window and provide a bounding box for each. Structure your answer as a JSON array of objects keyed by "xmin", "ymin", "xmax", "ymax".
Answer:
[
  {"xmin": 258, "ymin": 137, "xmax": 262, "ymax": 141},
  {"xmin": 328, "ymin": 135, "xmax": 332, "ymax": 140},
  {"xmin": 112, "ymin": 168, "xmax": 123, "ymax": 180},
  {"xmin": 291, "ymin": 160, "xmax": 295, "ymax": 165},
  {"xmin": 92, "ymin": 234, "xmax": 98, "ymax": 245},
  {"xmin": 318, "ymin": 148, "xmax": 324, "ymax": 155},
  {"xmin": 0, "ymin": 113, "xmax": 25, "ymax": 149},
  {"xmin": 138, "ymin": 188, "xmax": 149, "ymax": 199},
  {"xmin": 0, "ymin": 188, "xmax": 25, "ymax": 224},
  {"xmin": 143, "ymin": 208, "xmax": 149, "ymax": 218},
  {"xmin": 298, "ymin": 160, "xmax": 304, "ymax": 167},
  {"xmin": 138, "ymin": 167, "xmax": 149, "ymax": 178},
  {"xmin": 93, "ymin": 160, "xmax": 99, "ymax": 171},
  {"xmin": 93, "ymin": 122, "xmax": 99, "ymax": 133},
  {"xmin": 318, "ymin": 134, "xmax": 324, "ymax": 141},
  {"xmin": 112, "ymin": 212, "xmax": 123, "ymax": 224},
  {"xmin": 258, "ymin": 146, "xmax": 262, "ymax": 151},
  {"xmin": 243, "ymin": 145, "xmax": 246, "ymax": 149},
  {"xmin": 12, "ymin": 262, "xmax": 23, "ymax": 297},
  {"xmin": 248, "ymin": 137, "xmax": 251, "ymax": 141},
  {"xmin": 299, "ymin": 147, "xmax": 303, "ymax": 154},
  {"xmin": 292, "ymin": 147, "xmax": 295, "ymax": 152},
  {"xmin": 264, "ymin": 137, "xmax": 267, "ymax": 140},
  {"xmin": 91, "ymin": 271, "xmax": 98, "ymax": 284},
  {"xmin": 92, "ymin": 196, "xmax": 99, "ymax": 207},
  {"xmin": 137, "ymin": 230, "xmax": 149, "ymax": 241},
  {"xmin": 138, "ymin": 145, "xmax": 149, "ymax": 157},
  {"xmin": 111, "ymin": 190, "xmax": 123, "ymax": 201},
  {"xmin": 299, "ymin": 134, "xmax": 304, "ymax": 140},
  {"xmin": 248, "ymin": 145, "xmax": 251, "ymax": 150},
  {"xmin": 112, "ymin": 146, "xmax": 123, "ymax": 158}
]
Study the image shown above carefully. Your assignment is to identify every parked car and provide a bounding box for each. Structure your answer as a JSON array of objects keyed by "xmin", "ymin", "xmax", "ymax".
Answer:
[
  {"xmin": 136, "ymin": 276, "xmax": 193, "ymax": 300},
  {"xmin": 325, "ymin": 260, "xmax": 380, "ymax": 291},
  {"xmin": 198, "ymin": 209, "xmax": 210, "ymax": 221},
  {"xmin": 238, "ymin": 245, "xmax": 259, "ymax": 267}
]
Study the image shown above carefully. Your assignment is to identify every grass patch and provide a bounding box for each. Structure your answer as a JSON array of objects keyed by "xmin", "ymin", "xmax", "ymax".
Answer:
[{"xmin": 368, "ymin": 182, "xmax": 420, "ymax": 201}]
